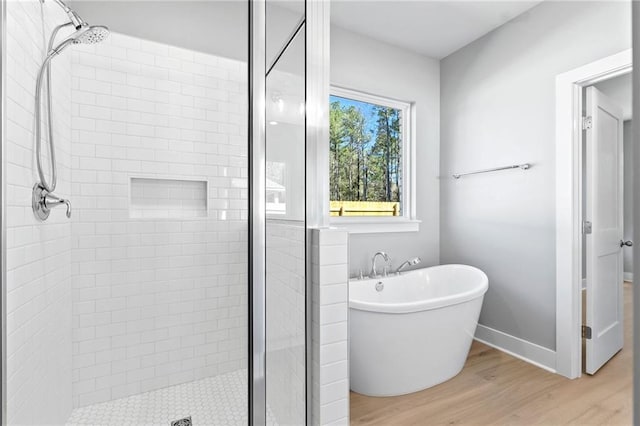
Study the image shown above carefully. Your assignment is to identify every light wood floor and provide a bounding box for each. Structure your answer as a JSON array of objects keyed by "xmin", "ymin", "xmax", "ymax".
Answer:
[{"xmin": 350, "ymin": 283, "xmax": 632, "ymax": 425}]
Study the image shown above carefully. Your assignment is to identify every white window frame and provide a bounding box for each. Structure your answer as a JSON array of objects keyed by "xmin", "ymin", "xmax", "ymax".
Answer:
[{"xmin": 329, "ymin": 86, "xmax": 419, "ymax": 234}]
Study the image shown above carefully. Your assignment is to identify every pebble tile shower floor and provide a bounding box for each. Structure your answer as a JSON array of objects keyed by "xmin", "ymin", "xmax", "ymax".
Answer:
[{"xmin": 67, "ymin": 370, "xmax": 277, "ymax": 426}]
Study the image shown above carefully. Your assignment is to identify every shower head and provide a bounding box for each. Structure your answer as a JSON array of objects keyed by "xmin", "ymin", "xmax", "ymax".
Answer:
[
  {"xmin": 408, "ymin": 257, "xmax": 422, "ymax": 266},
  {"xmin": 44, "ymin": 0, "xmax": 110, "ymax": 53},
  {"xmin": 50, "ymin": 25, "xmax": 110, "ymax": 55},
  {"xmin": 74, "ymin": 25, "xmax": 110, "ymax": 44}
]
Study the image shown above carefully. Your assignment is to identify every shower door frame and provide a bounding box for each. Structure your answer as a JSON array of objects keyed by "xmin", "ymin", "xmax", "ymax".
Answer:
[
  {"xmin": 0, "ymin": 0, "xmax": 7, "ymax": 422},
  {"xmin": 249, "ymin": 0, "xmax": 267, "ymax": 424},
  {"xmin": 251, "ymin": 0, "xmax": 330, "ymax": 421}
]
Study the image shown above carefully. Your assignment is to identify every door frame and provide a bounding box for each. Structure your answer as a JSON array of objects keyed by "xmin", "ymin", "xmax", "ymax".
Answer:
[{"xmin": 555, "ymin": 49, "xmax": 632, "ymax": 379}]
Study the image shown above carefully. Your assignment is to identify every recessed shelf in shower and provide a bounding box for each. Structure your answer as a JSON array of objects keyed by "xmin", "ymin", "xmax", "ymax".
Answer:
[{"xmin": 130, "ymin": 177, "xmax": 208, "ymax": 219}]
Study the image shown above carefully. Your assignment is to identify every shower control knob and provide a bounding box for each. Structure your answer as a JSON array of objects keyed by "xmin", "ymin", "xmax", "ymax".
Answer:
[
  {"xmin": 620, "ymin": 240, "xmax": 633, "ymax": 247},
  {"xmin": 32, "ymin": 183, "xmax": 72, "ymax": 221}
]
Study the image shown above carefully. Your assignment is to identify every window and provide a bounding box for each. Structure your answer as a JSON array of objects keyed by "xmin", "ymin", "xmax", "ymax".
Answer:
[
  {"xmin": 266, "ymin": 161, "xmax": 287, "ymax": 215},
  {"xmin": 329, "ymin": 87, "xmax": 418, "ymax": 233}
]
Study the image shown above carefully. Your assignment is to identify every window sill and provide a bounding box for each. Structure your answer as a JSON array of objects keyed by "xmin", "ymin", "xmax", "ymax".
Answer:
[{"xmin": 329, "ymin": 218, "xmax": 421, "ymax": 234}]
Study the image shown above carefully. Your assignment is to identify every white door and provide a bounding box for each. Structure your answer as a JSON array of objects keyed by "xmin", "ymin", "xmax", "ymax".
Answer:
[{"xmin": 584, "ymin": 86, "xmax": 625, "ymax": 375}]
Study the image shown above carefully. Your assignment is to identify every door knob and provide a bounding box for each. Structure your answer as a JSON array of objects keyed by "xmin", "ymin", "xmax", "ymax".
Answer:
[{"xmin": 620, "ymin": 240, "xmax": 633, "ymax": 247}]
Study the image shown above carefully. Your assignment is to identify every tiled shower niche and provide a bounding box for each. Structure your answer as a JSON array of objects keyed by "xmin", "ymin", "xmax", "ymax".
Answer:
[{"xmin": 130, "ymin": 178, "xmax": 208, "ymax": 219}]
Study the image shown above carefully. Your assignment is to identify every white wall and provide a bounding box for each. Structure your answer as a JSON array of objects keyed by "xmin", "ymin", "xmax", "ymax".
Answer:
[
  {"xmin": 330, "ymin": 26, "xmax": 440, "ymax": 275},
  {"xmin": 5, "ymin": 0, "xmax": 74, "ymax": 423},
  {"xmin": 440, "ymin": 1, "xmax": 631, "ymax": 351},
  {"xmin": 69, "ymin": 32, "xmax": 248, "ymax": 407}
]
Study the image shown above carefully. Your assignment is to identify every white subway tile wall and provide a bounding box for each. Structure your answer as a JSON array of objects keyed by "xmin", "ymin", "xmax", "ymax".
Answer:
[
  {"xmin": 5, "ymin": 0, "xmax": 74, "ymax": 423},
  {"xmin": 311, "ymin": 229, "xmax": 349, "ymax": 426},
  {"xmin": 266, "ymin": 220, "xmax": 307, "ymax": 424},
  {"xmin": 68, "ymin": 32, "xmax": 248, "ymax": 407}
]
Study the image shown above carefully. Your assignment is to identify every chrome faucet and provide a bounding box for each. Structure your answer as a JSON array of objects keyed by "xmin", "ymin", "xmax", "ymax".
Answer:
[
  {"xmin": 395, "ymin": 257, "xmax": 421, "ymax": 275},
  {"xmin": 370, "ymin": 251, "xmax": 391, "ymax": 278},
  {"xmin": 32, "ymin": 183, "xmax": 71, "ymax": 220}
]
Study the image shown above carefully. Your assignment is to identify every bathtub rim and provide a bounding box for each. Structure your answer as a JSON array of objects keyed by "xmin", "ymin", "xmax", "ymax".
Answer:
[{"xmin": 349, "ymin": 264, "xmax": 488, "ymax": 314}]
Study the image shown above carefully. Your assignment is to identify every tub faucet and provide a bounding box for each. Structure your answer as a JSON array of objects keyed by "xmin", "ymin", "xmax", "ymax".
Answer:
[
  {"xmin": 395, "ymin": 257, "xmax": 422, "ymax": 275},
  {"xmin": 370, "ymin": 251, "xmax": 391, "ymax": 278}
]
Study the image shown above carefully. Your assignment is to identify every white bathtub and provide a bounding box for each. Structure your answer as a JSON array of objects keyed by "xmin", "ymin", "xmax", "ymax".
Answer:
[{"xmin": 349, "ymin": 264, "xmax": 488, "ymax": 396}]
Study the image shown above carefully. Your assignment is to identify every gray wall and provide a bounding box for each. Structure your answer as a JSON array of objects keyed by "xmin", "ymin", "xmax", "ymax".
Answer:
[
  {"xmin": 330, "ymin": 26, "xmax": 440, "ymax": 276},
  {"xmin": 70, "ymin": 1, "xmax": 303, "ymax": 66},
  {"xmin": 624, "ymin": 121, "xmax": 634, "ymax": 276},
  {"xmin": 595, "ymin": 74, "xmax": 633, "ymax": 120},
  {"xmin": 441, "ymin": 1, "xmax": 631, "ymax": 350},
  {"xmin": 68, "ymin": 1, "xmax": 248, "ymax": 61}
]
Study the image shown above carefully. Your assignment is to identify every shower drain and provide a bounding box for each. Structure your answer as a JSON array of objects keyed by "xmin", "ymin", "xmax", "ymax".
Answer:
[{"xmin": 171, "ymin": 417, "xmax": 192, "ymax": 426}]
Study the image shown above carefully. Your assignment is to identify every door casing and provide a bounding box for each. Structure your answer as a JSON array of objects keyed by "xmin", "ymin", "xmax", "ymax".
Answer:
[{"xmin": 555, "ymin": 49, "xmax": 632, "ymax": 379}]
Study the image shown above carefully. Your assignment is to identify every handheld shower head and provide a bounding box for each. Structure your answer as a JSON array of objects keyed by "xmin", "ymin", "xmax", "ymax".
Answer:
[
  {"xmin": 74, "ymin": 25, "xmax": 110, "ymax": 44},
  {"xmin": 34, "ymin": 15, "xmax": 109, "ymax": 196},
  {"xmin": 395, "ymin": 257, "xmax": 422, "ymax": 274},
  {"xmin": 50, "ymin": 25, "xmax": 110, "ymax": 55}
]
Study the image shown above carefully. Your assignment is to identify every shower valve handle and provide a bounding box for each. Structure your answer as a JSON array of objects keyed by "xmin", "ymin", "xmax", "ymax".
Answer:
[
  {"xmin": 32, "ymin": 183, "xmax": 71, "ymax": 220},
  {"xmin": 44, "ymin": 192, "xmax": 72, "ymax": 218},
  {"xmin": 53, "ymin": 197, "xmax": 71, "ymax": 218}
]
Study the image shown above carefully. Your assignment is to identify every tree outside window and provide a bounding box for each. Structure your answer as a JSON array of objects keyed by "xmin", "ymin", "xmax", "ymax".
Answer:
[{"xmin": 329, "ymin": 94, "xmax": 403, "ymax": 217}]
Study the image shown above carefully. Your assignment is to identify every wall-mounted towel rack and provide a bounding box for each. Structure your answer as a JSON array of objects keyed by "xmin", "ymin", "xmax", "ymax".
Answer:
[{"xmin": 452, "ymin": 163, "xmax": 531, "ymax": 179}]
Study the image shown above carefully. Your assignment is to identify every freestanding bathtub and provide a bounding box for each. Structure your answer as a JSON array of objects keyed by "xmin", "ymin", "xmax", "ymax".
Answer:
[{"xmin": 349, "ymin": 264, "xmax": 488, "ymax": 396}]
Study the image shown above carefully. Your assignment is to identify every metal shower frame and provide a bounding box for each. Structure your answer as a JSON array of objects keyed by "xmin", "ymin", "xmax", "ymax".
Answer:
[{"xmin": 0, "ymin": 0, "xmax": 7, "ymax": 420}]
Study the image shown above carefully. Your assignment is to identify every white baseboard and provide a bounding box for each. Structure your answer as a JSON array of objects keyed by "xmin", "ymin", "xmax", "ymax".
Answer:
[{"xmin": 474, "ymin": 324, "xmax": 556, "ymax": 373}]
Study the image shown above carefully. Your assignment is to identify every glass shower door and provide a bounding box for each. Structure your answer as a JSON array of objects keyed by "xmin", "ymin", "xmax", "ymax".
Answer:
[{"xmin": 264, "ymin": 2, "xmax": 307, "ymax": 424}]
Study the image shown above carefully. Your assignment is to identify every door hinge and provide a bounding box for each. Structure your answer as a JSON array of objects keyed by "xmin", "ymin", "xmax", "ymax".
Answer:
[
  {"xmin": 583, "ymin": 221, "xmax": 592, "ymax": 235},
  {"xmin": 582, "ymin": 325, "xmax": 592, "ymax": 339},
  {"xmin": 582, "ymin": 116, "xmax": 593, "ymax": 130}
]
